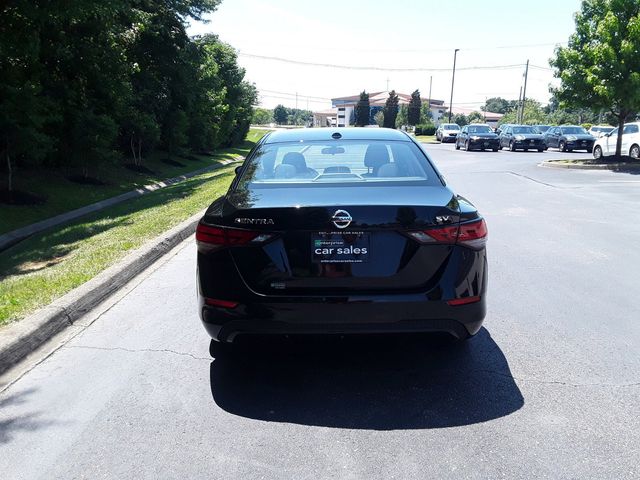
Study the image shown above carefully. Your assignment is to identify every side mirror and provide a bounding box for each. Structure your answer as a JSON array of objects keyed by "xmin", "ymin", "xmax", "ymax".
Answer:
[{"xmin": 234, "ymin": 166, "xmax": 242, "ymax": 176}]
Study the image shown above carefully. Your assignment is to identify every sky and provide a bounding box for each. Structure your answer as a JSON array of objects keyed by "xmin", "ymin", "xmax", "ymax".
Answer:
[{"xmin": 187, "ymin": 0, "xmax": 583, "ymax": 112}]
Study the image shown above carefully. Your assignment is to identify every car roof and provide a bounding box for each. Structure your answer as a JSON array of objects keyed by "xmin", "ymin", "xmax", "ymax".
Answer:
[{"xmin": 262, "ymin": 127, "xmax": 411, "ymax": 144}]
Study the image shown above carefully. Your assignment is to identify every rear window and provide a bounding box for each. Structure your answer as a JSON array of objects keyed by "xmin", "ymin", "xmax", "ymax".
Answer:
[
  {"xmin": 238, "ymin": 140, "xmax": 442, "ymax": 188},
  {"xmin": 443, "ymin": 124, "xmax": 459, "ymax": 130}
]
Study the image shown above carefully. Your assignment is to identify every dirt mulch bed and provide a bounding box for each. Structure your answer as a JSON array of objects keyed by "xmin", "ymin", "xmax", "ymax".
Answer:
[{"xmin": 0, "ymin": 189, "xmax": 46, "ymax": 206}]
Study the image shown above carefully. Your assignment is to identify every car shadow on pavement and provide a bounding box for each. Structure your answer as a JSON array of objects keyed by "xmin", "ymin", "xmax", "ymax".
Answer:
[{"xmin": 209, "ymin": 328, "xmax": 523, "ymax": 430}]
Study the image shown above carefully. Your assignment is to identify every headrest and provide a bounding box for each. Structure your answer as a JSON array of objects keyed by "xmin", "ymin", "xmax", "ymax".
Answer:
[
  {"xmin": 364, "ymin": 144, "xmax": 390, "ymax": 169},
  {"xmin": 282, "ymin": 152, "xmax": 307, "ymax": 172}
]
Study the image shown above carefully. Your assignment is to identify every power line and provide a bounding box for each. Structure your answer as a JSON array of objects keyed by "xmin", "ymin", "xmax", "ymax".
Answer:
[
  {"xmin": 240, "ymin": 52, "xmax": 529, "ymax": 73},
  {"xmin": 260, "ymin": 89, "xmax": 331, "ymax": 101}
]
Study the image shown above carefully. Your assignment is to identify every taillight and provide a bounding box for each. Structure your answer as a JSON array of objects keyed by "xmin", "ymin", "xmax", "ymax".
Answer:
[
  {"xmin": 457, "ymin": 219, "xmax": 488, "ymax": 249},
  {"xmin": 204, "ymin": 297, "xmax": 239, "ymax": 309},
  {"xmin": 407, "ymin": 218, "xmax": 487, "ymax": 250},
  {"xmin": 196, "ymin": 223, "xmax": 274, "ymax": 251}
]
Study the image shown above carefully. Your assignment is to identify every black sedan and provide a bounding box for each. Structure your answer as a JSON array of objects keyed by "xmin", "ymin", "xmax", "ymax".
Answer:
[
  {"xmin": 543, "ymin": 125, "xmax": 595, "ymax": 152},
  {"xmin": 196, "ymin": 128, "xmax": 488, "ymax": 348},
  {"xmin": 455, "ymin": 124, "xmax": 500, "ymax": 151},
  {"xmin": 499, "ymin": 125, "xmax": 546, "ymax": 152}
]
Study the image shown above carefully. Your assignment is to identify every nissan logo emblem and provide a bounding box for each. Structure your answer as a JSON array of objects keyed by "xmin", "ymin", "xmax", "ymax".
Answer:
[{"xmin": 331, "ymin": 209, "xmax": 352, "ymax": 229}]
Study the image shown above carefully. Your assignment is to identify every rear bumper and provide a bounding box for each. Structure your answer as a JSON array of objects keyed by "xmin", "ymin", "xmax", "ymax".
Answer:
[{"xmin": 200, "ymin": 295, "xmax": 486, "ymax": 342}]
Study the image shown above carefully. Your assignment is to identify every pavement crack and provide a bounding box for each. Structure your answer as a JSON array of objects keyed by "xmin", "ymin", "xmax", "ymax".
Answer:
[
  {"xmin": 476, "ymin": 369, "xmax": 640, "ymax": 388},
  {"xmin": 65, "ymin": 345, "xmax": 210, "ymax": 362}
]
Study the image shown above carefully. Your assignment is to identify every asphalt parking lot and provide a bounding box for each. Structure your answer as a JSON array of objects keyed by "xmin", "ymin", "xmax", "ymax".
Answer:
[{"xmin": 1, "ymin": 143, "xmax": 639, "ymax": 479}]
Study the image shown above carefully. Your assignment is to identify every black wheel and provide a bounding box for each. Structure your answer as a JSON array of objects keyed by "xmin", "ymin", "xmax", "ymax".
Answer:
[
  {"xmin": 509, "ymin": 141, "xmax": 516, "ymax": 152},
  {"xmin": 524, "ymin": 148, "xmax": 528, "ymax": 152},
  {"xmin": 593, "ymin": 145, "xmax": 603, "ymax": 160},
  {"xmin": 480, "ymin": 148, "xmax": 485, "ymax": 151},
  {"xmin": 492, "ymin": 147, "xmax": 499, "ymax": 152},
  {"xmin": 538, "ymin": 148, "xmax": 544, "ymax": 152},
  {"xmin": 465, "ymin": 140, "xmax": 471, "ymax": 151},
  {"xmin": 455, "ymin": 141, "xmax": 460, "ymax": 150},
  {"xmin": 559, "ymin": 140, "xmax": 566, "ymax": 152},
  {"xmin": 630, "ymin": 144, "xmax": 640, "ymax": 159},
  {"xmin": 587, "ymin": 147, "xmax": 593, "ymax": 154}
]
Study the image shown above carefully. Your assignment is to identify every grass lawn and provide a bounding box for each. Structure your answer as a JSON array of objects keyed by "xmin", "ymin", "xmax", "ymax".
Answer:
[
  {"xmin": 414, "ymin": 135, "xmax": 438, "ymax": 143},
  {"xmin": 0, "ymin": 166, "xmax": 236, "ymax": 326},
  {"xmin": 0, "ymin": 129, "xmax": 270, "ymax": 326},
  {"xmin": 0, "ymin": 128, "xmax": 268, "ymax": 235}
]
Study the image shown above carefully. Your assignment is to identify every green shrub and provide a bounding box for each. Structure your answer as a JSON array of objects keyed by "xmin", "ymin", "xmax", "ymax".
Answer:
[{"xmin": 415, "ymin": 123, "xmax": 436, "ymax": 136}]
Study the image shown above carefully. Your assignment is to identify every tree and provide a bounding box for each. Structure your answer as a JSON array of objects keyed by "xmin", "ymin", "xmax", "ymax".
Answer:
[
  {"xmin": 482, "ymin": 97, "xmax": 517, "ymax": 114},
  {"xmin": 500, "ymin": 99, "xmax": 548, "ymax": 124},
  {"xmin": 395, "ymin": 105, "xmax": 408, "ymax": 129},
  {"xmin": 453, "ymin": 113, "xmax": 469, "ymax": 126},
  {"xmin": 355, "ymin": 91, "xmax": 370, "ymax": 127},
  {"xmin": 252, "ymin": 108, "xmax": 273, "ymax": 125},
  {"xmin": 467, "ymin": 111, "xmax": 485, "ymax": 123},
  {"xmin": 550, "ymin": 0, "xmax": 640, "ymax": 157},
  {"xmin": 383, "ymin": 90, "xmax": 399, "ymax": 129},
  {"xmin": 273, "ymin": 104, "xmax": 288, "ymax": 125},
  {"xmin": 374, "ymin": 111, "xmax": 385, "ymax": 127},
  {"xmin": 408, "ymin": 89, "xmax": 422, "ymax": 126}
]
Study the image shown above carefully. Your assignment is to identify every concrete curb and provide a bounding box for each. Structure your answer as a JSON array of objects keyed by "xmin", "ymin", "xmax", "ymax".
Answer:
[
  {"xmin": 540, "ymin": 160, "xmax": 640, "ymax": 170},
  {"xmin": 0, "ymin": 210, "xmax": 203, "ymax": 375},
  {"xmin": 0, "ymin": 157, "xmax": 241, "ymax": 252}
]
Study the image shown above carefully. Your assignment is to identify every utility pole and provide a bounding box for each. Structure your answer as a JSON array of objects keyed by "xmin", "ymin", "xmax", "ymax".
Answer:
[
  {"xmin": 521, "ymin": 60, "xmax": 529, "ymax": 124},
  {"xmin": 517, "ymin": 86, "xmax": 523, "ymax": 124},
  {"xmin": 448, "ymin": 48, "xmax": 460, "ymax": 123},
  {"xmin": 427, "ymin": 75, "xmax": 432, "ymax": 122}
]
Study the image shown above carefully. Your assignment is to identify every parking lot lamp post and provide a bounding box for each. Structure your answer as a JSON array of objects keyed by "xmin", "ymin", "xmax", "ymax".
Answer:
[{"xmin": 448, "ymin": 49, "xmax": 460, "ymax": 123}]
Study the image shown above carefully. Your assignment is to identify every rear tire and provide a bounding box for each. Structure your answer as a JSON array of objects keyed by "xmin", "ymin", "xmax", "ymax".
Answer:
[
  {"xmin": 593, "ymin": 145, "xmax": 603, "ymax": 160},
  {"xmin": 559, "ymin": 140, "xmax": 566, "ymax": 152},
  {"xmin": 630, "ymin": 144, "xmax": 640, "ymax": 159}
]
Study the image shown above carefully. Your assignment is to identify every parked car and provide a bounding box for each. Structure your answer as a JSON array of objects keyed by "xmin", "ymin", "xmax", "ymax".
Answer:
[
  {"xmin": 543, "ymin": 125, "xmax": 595, "ymax": 152},
  {"xmin": 593, "ymin": 122, "xmax": 640, "ymax": 159},
  {"xmin": 196, "ymin": 127, "xmax": 488, "ymax": 348},
  {"xmin": 455, "ymin": 124, "xmax": 500, "ymax": 151},
  {"xmin": 436, "ymin": 123, "xmax": 461, "ymax": 143},
  {"xmin": 498, "ymin": 125, "xmax": 546, "ymax": 152},
  {"xmin": 588, "ymin": 125, "xmax": 615, "ymax": 138}
]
